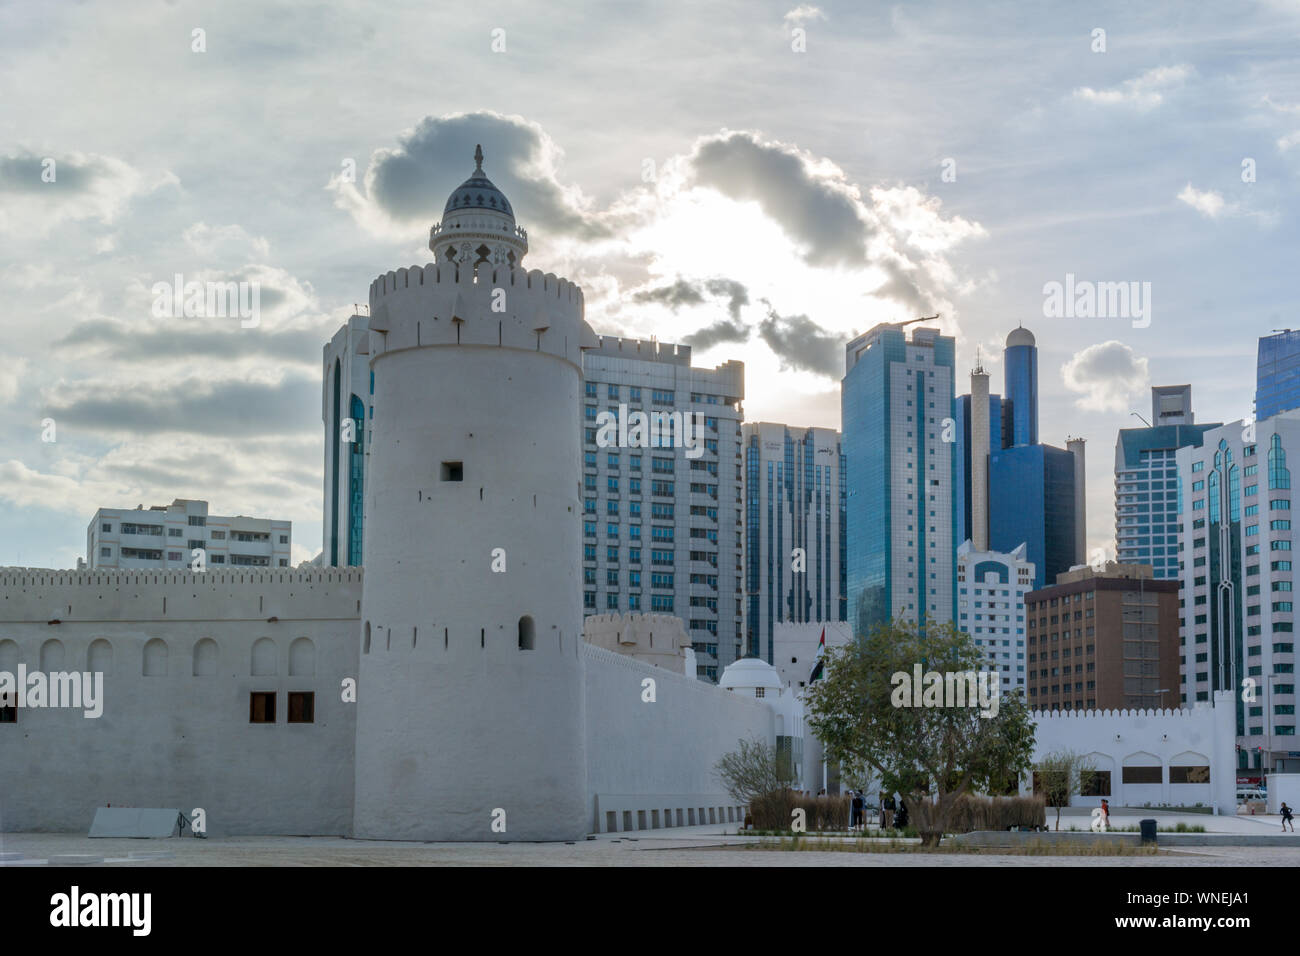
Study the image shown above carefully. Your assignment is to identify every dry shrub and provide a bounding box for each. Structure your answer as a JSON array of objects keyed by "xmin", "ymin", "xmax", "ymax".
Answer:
[
  {"xmin": 749, "ymin": 793, "xmax": 851, "ymax": 831},
  {"xmin": 910, "ymin": 792, "xmax": 1046, "ymax": 836}
]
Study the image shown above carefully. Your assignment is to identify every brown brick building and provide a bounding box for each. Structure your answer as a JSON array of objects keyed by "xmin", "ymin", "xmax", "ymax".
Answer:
[{"xmin": 1026, "ymin": 563, "xmax": 1180, "ymax": 711}]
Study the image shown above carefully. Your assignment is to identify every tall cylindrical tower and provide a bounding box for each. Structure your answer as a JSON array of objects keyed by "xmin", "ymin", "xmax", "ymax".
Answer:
[
  {"xmin": 970, "ymin": 365, "xmax": 990, "ymax": 552},
  {"xmin": 1004, "ymin": 326, "xmax": 1038, "ymax": 448},
  {"xmin": 353, "ymin": 148, "xmax": 597, "ymax": 841}
]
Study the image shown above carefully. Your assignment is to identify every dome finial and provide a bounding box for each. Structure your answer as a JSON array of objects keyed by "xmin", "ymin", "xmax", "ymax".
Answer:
[{"xmin": 474, "ymin": 143, "xmax": 484, "ymax": 172}]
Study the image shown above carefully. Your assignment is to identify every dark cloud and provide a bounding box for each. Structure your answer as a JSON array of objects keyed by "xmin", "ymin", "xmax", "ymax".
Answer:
[
  {"xmin": 632, "ymin": 276, "xmax": 750, "ymax": 321},
  {"xmin": 45, "ymin": 376, "xmax": 319, "ymax": 437},
  {"xmin": 871, "ymin": 261, "xmax": 931, "ymax": 314},
  {"xmin": 684, "ymin": 318, "xmax": 750, "ymax": 350},
  {"xmin": 691, "ymin": 132, "xmax": 870, "ymax": 266},
  {"xmin": 363, "ymin": 111, "xmax": 609, "ymax": 240},
  {"xmin": 0, "ymin": 152, "xmax": 100, "ymax": 194},
  {"xmin": 757, "ymin": 303, "xmax": 844, "ymax": 378},
  {"xmin": 702, "ymin": 278, "xmax": 750, "ymax": 320},
  {"xmin": 55, "ymin": 320, "xmax": 323, "ymax": 365},
  {"xmin": 632, "ymin": 279, "xmax": 705, "ymax": 310},
  {"xmin": 632, "ymin": 277, "xmax": 753, "ymax": 350}
]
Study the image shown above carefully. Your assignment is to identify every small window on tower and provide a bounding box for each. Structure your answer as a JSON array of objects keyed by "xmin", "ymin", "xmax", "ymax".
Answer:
[{"xmin": 441, "ymin": 461, "xmax": 464, "ymax": 482}]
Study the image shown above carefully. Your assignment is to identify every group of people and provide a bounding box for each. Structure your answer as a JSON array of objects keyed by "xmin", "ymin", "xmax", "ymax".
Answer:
[{"xmin": 845, "ymin": 790, "xmax": 907, "ymax": 831}]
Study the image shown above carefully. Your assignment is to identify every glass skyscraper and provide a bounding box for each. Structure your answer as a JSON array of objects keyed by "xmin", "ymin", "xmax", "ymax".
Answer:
[
  {"xmin": 1176, "ymin": 412, "xmax": 1300, "ymax": 775},
  {"xmin": 1114, "ymin": 387, "xmax": 1218, "ymax": 579},
  {"xmin": 1256, "ymin": 329, "xmax": 1300, "ymax": 422},
  {"xmin": 989, "ymin": 443, "xmax": 1078, "ymax": 590},
  {"xmin": 323, "ymin": 314, "xmax": 373, "ymax": 566},
  {"xmin": 1004, "ymin": 326, "xmax": 1038, "ymax": 447},
  {"xmin": 742, "ymin": 424, "xmax": 846, "ymax": 664},
  {"xmin": 842, "ymin": 323, "xmax": 956, "ymax": 638}
]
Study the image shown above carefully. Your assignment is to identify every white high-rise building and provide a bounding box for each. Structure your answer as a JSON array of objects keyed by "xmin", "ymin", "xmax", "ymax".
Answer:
[
  {"xmin": 956, "ymin": 539, "xmax": 1034, "ymax": 695},
  {"xmin": 581, "ymin": 338, "xmax": 744, "ymax": 682},
  {"xmin": 741, "ymin": 423, "xmax": 845, "ymax": 665},
  {"xmin": 87, "ymin": 498, "xmax": 291, "ymax": 570},
  {"xmin": 1175, "ymin": 412, "xmax": 1300, "ymax": 777},
  {"xmin": 323, "ymin": 314, "xmax": 374, "ymax": 567}
]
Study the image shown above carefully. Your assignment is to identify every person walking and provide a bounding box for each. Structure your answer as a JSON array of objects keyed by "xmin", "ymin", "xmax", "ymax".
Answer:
[
  {"xmin": 1100, "ymin": 798, "xmax": 1110, "ymax": 831},
  {"xmin": 1282, "ymin": 802, "xmax": 1295, "ymax": 832},
  {"xmin": 851, "ymin": 790, "xmax": 864, "ymax": 831},
  {"xmin": 884, "ymin": 793, "xmax": 896, "ymax": 830}
]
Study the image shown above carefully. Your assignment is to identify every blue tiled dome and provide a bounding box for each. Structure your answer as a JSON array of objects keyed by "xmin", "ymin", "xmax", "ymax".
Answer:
[{"xmin": 443, "ymin": 145, "xmax": 514, "ymax": 218}]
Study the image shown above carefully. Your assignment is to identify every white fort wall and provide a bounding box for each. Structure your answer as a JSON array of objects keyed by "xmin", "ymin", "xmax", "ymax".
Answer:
[
  {"xmin": 582, "ymin": 643, "xmax": 774, "ymax": 833},
  {"xmin": 354, "ymin": 261, "xmax": 598, "ymax": 841},
  {"xmin": 0, "ymin": 569, "xmax": 361, "ymax": 835},
  {"xmin": 1024, "ymin": 691, "xmax": 1236, "ymax": 811}
]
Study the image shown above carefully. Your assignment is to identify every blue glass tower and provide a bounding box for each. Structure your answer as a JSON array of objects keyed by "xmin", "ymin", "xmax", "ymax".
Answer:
[
  {"xmin": 843, "ymin": 323, "xmax": 957, "ymax": 638},
  {"xmin": 1256, "ymin": 329, "xmax": 1300, "ymax": 422},
  {"xmin": 989, "ymin": 443, "xmax": 1077, "ymax": 590},
  {"xmin": 1004, "ymin": 326, "xmax": 1038, "ymax": 447}
]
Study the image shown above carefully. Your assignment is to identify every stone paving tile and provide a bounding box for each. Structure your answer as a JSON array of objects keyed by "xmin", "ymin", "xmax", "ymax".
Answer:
[{"xmin": 2, "ymin": 831, "xmax": 1298, "ymax": 866}]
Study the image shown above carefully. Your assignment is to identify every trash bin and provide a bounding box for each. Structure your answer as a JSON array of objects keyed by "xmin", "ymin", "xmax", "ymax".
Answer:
[{"xmin": 1139, "ymin": 818, "xmax": 1157, "ymax": 845}]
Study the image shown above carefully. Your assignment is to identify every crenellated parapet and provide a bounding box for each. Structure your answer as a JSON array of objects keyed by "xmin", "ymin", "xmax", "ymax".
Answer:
[{"xmin": 364, "ymin": 262, "xmax": 596, "ymax": 367}]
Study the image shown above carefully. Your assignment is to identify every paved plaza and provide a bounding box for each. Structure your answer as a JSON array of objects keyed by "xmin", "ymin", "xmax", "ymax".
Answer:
[{"xmin": 3, "ymin": 808, "xmax": 1298, "ymax": 867}]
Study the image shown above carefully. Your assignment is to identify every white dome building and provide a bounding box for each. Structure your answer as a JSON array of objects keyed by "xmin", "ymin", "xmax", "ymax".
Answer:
[{"xmin": 719, "ymin": 657, "xmax": 783, "ymax": 699}]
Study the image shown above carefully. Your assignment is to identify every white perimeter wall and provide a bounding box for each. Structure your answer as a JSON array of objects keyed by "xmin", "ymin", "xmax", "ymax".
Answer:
[
  {"xmin": 1025, "ymin": 691, "xmax": 1236, "ymax": 812},
  {"xmin": 583, "ymin": 642, "xmax": 774, "ymax": 832},
  {"xmin": 0, "ymin": 569, "xmax": 360, "ymax": 835}
]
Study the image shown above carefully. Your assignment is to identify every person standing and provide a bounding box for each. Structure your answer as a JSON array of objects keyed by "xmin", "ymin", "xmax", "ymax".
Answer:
[
  {"xmin": 851, "ymin": 791, "xmax": 863, "ymax": 831},
  {"xmin": 884, "ymin": 793, "xmax": 896, "ymax": 830},
  {"xmin": 1100, "ymin": 798, "xmax": 1110, "ymax": 831},
  {"xmin": 1282, "ymin": 802, "xmax": 1295, "ymax": 832}
]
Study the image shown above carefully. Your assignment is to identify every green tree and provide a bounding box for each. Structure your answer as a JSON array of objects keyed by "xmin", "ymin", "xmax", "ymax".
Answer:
[
  {"xmin": 714, "ymin": 736, "xmax": 797, "ymax": 805},
  {"xmin": 805, "ymin": 617, "xmax": 1036, "ymax": 846},
  {"xmin": 1033, "ymin": 749, "xmax": 1098, "ymax": 830}
]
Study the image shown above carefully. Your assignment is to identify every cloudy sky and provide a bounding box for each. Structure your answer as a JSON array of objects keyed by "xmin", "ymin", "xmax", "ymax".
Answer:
[{"xmin": 1, "ymin": 0, "xmax": 1298, "ymax": 568}]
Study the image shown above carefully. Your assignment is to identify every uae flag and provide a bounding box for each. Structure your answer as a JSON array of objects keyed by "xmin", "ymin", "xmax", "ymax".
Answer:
[{"xmin": 809, "ymin": 627, "xmax": 826, "ymax": 683}]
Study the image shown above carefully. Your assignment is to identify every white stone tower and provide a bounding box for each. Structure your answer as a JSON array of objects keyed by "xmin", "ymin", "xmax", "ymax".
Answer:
[{"xmin": 353, "ymin": 146, "xmax": 597, "ymax": 841}]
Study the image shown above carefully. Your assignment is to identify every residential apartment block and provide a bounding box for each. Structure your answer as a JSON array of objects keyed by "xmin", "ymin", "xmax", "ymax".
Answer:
[
  {"xmin": 1026, "ymin": 563, "xmax": 1179, "ymax": 712},
  {"xmin": 87, "ymin": 499, "xmax": 291, "ymax": 570},
  {"xmin": 580, "ymin": 336, "xmax": 744, "ymax": 681}
]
